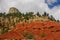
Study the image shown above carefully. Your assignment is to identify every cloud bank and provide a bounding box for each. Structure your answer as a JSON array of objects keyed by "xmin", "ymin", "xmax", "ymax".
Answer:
[{"xmin": 0, "ymin": 0, "xmax": 60, "ymax": 20}]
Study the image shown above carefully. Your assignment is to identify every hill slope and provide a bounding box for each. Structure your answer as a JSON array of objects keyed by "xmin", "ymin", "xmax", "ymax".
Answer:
[{"xmin": 0, "ymin": 20, "xmax": 60, "ymax": 40}]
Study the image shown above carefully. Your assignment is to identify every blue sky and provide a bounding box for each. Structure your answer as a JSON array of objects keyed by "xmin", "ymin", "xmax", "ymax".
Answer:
[
  {"xmin": 45, "ymin": 0, "xmax": 60, "ymax": 9},
  {"xmin": 0, "ymin": 0, "xmax": 60, "ymax": 20}
]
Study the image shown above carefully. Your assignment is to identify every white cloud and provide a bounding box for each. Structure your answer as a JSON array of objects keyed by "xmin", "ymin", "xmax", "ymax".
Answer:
[
  {"xmin": 0, "ymin": 0, "xmax": 60, "ymax": 20},
  {"xmin": 46, "ymin": 0, "xmax": 57, "ymax": 5},
  {"xmin": 49, "ymin": 6, "xmax": 60, "ymax": 20},
  {"xmin": 7, "ymin": 1, "xmax": 16, "ymax": 7},
  {"xmin": 16, "ymin": 0, "xmax": 34, "ymax": 4}
]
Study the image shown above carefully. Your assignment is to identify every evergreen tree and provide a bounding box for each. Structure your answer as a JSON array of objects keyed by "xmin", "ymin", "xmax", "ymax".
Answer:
[
  {"xmin": 56, "ymin": 20, "xmax": 60, "ymax": 22},
  {"xmin": 42, "ymin": 12, "xmax": 49, "ymax": 16},
  {"xmin": 36, "ymin": 12, "xmax": 41, "ymax": 17},
  {"xmin": 50, "ymin": 15, "xmax": 56, "ymax": 21}
]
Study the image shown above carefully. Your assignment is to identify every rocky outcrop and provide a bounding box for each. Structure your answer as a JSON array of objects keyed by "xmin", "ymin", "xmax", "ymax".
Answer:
[{"xmin": 8, "ymin": 7, "xmax": 19, "ymax": 14}]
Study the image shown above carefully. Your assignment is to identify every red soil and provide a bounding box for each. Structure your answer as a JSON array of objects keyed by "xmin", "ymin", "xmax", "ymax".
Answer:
[{"xmin": 0, "ymin": 20, "xmax": 60, "ymax": 40}]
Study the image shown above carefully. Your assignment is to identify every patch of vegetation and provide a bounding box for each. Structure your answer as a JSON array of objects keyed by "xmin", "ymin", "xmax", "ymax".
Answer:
[
  {"xmin": 40, "ymin": 33, "xmax": 46, "ymax": 38},
  {"xmin": 23, "ymin": 30, "xmax": 35, "ymax": 39}
]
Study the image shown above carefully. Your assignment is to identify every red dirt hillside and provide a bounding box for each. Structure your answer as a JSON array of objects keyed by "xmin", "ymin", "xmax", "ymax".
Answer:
[{"xmin": 0, "ymin": 20, "xmax": 60, "ymax": 40}]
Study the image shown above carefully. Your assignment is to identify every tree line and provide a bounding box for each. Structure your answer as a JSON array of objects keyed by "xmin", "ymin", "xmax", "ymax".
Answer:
[{"xmin": 0, "ymin": 12, "xmax": 59, "ymax": 22}]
